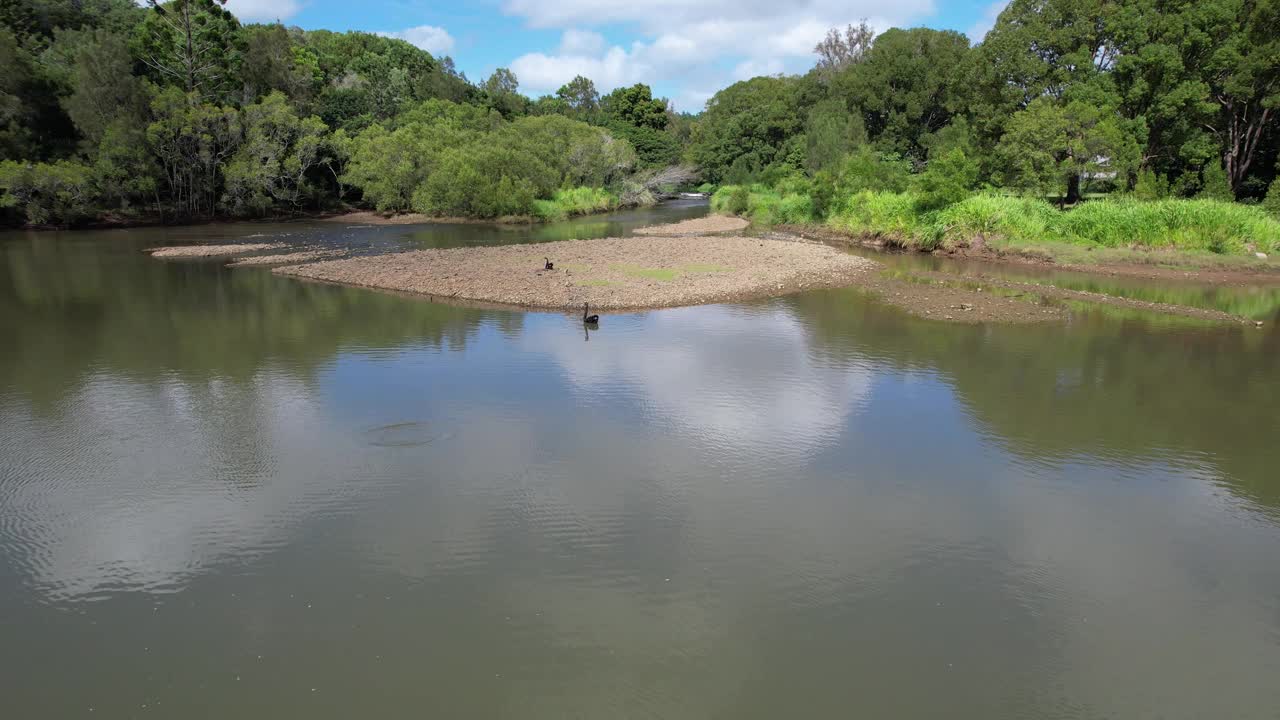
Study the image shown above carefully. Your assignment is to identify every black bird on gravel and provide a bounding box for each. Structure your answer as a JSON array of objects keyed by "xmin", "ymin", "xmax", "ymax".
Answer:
[{"xmin": 544, "ymin": 257, "xmax": 554, "ymax": 270}]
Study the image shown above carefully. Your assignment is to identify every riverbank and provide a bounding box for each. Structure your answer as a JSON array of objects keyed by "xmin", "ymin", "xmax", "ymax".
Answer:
[
  {"xmin": 780, "ymin": 225, "xmax": 1280, "ymax": 284},
  {"xmin": 136, "ymin": 213, "xmax": 1271, "ymax": 325},
  {"xmin": 715, "ymin": 186, "xmax": 1280, "ymax": 274},
  {"xmin": 273, "ymin": 232, "xmax": 874, "ymax": 311}
]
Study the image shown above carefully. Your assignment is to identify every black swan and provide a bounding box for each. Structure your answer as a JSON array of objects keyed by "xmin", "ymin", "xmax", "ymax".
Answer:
[
  {"xmin": 544, "ymin": 257, "xmax": 554, "ymax": 270},
  {"xmin": 583, "ymin": 302, "xmax": 599, "ymax": 324}
]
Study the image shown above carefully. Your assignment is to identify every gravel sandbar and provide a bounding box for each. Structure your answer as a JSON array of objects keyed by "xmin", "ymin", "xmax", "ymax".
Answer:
[
  {"xmin": 275, "ymin": 235, "xmax": 875, "ymax": 310},
  {"xmin": 148, "ymin": 242, "xmax": 285, "ymax": 258},
  {"xmin": 634, "ymin": 215, "xmax": 749, "ymax": 235},
  {"xmin": 227, "ymin": 249, "xmax": 344, "ymax": 267}
]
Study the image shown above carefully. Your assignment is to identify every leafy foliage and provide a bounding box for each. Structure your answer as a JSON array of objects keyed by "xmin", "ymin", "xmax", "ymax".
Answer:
[
  {"xmin": 2, "ymin": 0, "xmax": 1279, "ymax": 235},
  {"xmin": 343, "ymin": 107, "xmax": 635, "ymax": 218}
]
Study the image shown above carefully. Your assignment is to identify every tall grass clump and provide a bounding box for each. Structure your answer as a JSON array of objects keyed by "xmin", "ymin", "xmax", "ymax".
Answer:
[
  {"xmin": 1057, "ymin": 198, "xmax": 1280, "ymax": 254},
  {"xmin": 711, "ymin": 184, "xmax": 815, "ymax": 224},
  {"xmin": 532, "ymin": 187, "xmax": 618, "ymax": 221},
  {"xmin": 828, "ymin": 191, "xmax": 934, "ymax": 247},
  {"xmin": 716, "ymin": 181, "xmax": 1280, "ymax": 256},
  {"xmin": 931, "ymin": 194, "xmax": 1059, "ymax": 247}
]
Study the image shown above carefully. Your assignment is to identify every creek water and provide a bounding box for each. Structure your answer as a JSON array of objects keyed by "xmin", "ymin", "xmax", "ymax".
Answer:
[{"xmin": 2, "ymin": 201, "xmax": 1279, "ymax": 718}]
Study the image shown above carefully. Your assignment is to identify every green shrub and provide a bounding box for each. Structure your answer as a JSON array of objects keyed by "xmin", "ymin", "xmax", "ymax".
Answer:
[
  {"xmin": 344, "ymin": 103, "xmax": 637, "ymax": 218},
  {"xmin": 0, "ymin": 160, "xmax": 96, "ymax": 225},
  {"xmin": 1197, "ymin": 161, "xmax": 1234, "ymax": 201},
  {"xmin": 836, "ymin": 147, "xmax": 912, "ymax": 195},
  {"xmin": 913, "ymin": 148, "xmax": 978, "ymax": 211},
  {"xmin": 1264, "ymin": 179, "xmax": 1280, "ymax": 219},
  {"xmin": 1132, "ymin": 169, "xmax": 1170, "ymax": 201},
  {"xmin": 711, "ymin": 185, "xmax": 751, "ymax": 215}
]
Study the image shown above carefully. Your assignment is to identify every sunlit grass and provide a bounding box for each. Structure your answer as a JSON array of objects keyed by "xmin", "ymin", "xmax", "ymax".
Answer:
[
  {"xmin": 611, "ymin": 264, "xmax": 679, "ymax": 281},
  {"xmin": 532, "ymin": 187, "xmax": 618, "ymax": 222},
  {"xmin": 716, "ymin": 185, "xmax": 1280, "ymax": 258}
]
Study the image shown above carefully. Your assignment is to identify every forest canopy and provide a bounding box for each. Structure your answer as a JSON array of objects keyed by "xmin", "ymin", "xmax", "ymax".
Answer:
[{"xmin": 1, "ymin": 0, "xmax": 1279, "ymax": 227}]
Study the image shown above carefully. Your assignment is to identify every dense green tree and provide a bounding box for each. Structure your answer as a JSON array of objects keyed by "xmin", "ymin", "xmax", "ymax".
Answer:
[
  {"xmin": 998, "ymin": 98, "xmax": 1142, "ymax": 201},
  {"xmin": 417, "ymin": 56, "xmax": 474, "ymax": 104},
  {"xmin": 690, "ymin": 76, "xmax": 806, "ymax": 182},
  {"xmin": 1203, "ymin": 0, "xmax": 1280, "ymax": 192},
  {"xmin": 0, "ymin": 26, "xmax": 77, "ymax": 159},
  {"xmin": 966, "ymin": 0, "xmax": 1131, "ymax": 156},
  {"xmin": 145, "ymin": 86, "xmax": 241, "ymax": 215},
  {"xmin": 54, "ymin": 28, "xmax": 145, "ymax": 147},
  {"xmin": 90, "ymin": 120, "xmax": 158, "ymax": 211},
  {"xmin": 240, "ymin": 23, "xmax": 317, "ymax": 106},
  {"xmin": 530, "ymin": 95, "xmax": 571, "ymax": 117},
  {"xmin": 222, "ymin": 92, "xmax": 331, "ymax": 213},
  {"xmin": 914, "ymin": 147, "xmax": 980, "ymax": 210},
  {"xmin": 833, "ymin": 27, "xmax": 971, "ymax": 161},
  {"xmin": 4, "ymin": 0, "xmax": 1278, "ymax": 227},
  {"xmin": 604, "ymin": 120, "xmax": 679, "ymax": 167},
  {"xmin": 556, "ymin": 75, "xmax": 600, "ymax": 116},
  {"xmin": 601, "ymin": 84, "xmax": 667, "ymax": 131},
  {"xmin": 132, "ymin": 0, "xmax": 242, "ymax": 103},
  {"xmin": 0, "ymin": 0, "xmax": 143, "ymax": 47},
  {"xmin": 804, "ymin": 97, "xmax": 867, "ymax": 173},
  {"xmin": 0, "ymin": 158, "xmax": 94, "ymax": 223},
  {"xmin": 0, "ymin": 28, "xmax": 39, "ymax": 159},
  {"xmin": 482, "ymin": 67, "xmax": 526, "ymax": 117}
]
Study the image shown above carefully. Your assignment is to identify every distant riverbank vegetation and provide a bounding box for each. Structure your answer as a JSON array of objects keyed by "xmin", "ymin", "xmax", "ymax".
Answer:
[
  {"xmin": 0, "ymin": 0, "xmax": 694, "ymax": 226},
  {"xmin": 693, "ymin": 0, "xmax": 1280, "ymax": 257},
  {"xmin": 2, "ymin": 0, "xmax": 1279, "ymax": 247}
]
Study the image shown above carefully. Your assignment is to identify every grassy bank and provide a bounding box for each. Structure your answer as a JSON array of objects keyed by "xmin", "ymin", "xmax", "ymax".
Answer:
[
  {"xmin": 712, "ymin": 186, "xmax": 1280, "ymax": 259},
  {"xmin": 532, "ymin": 187, "xmax": 620, "ymax": 222}
]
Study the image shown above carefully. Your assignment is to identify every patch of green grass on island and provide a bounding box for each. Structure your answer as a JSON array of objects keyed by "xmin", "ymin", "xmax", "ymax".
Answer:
[{"xmin": 611, "ymin": 264, "xmax": 680, "ymax": 281}]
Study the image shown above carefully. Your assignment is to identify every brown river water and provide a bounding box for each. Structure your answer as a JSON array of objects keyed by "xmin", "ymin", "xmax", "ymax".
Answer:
[{"xmin": 2, "ymin": 200, "xmax": 1279, "ymax": 718}]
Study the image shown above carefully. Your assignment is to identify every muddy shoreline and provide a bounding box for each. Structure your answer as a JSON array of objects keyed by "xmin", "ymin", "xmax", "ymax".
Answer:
[
  {"xmin": 778, "ymin": 224, "xmax": 1280, "ymax": 284},
  {"xmin": 138, "ymin": 216, "xmax": 1272, "ymax": 325}
]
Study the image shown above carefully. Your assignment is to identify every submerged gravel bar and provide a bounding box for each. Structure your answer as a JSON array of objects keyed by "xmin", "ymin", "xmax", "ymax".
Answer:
[
  {"xmin": 147, "ymin": 242, "xmax": 285, "ymax": 258},
  {"xmin": 633, "ymin": 215, "xmax": 750, "ymax": 235},
  {"xmin": 274, "ymin": 233, "xmax": 875, "ymax": 310}
]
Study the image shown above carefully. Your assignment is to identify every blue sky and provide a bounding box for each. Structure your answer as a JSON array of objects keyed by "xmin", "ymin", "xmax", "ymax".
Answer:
[{"xmin": 222, "ymin": 0, "xmax": 1008, "ymax": 111}]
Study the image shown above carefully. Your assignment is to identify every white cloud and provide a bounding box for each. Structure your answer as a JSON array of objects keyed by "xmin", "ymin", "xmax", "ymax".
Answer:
[
  {"xmin": 223, "ymin": 0, "xmax": 302, "ymax": 22},
  {"xmin": 377, "ymin": 25, "xmax": 456, "ymax": 55},
  {"xmin": 558, "ymin": 28, "xmax": 607, "ymax": 56},
  {"xmin": 966, "ymin": 0, "xmax": 1008, "ymax": 43},
  {"xmin": 500, "ymin": 2, "xmax": 935, "ymax": 110},
  {"xmin": 732, "ymin": 58, "xmax": 784, "ymax": 81}
]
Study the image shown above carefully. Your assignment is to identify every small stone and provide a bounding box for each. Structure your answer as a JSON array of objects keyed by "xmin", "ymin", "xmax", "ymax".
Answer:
[{"xmin": 1256, "ymin": 252, "xmax": 1268, "ymax": 259}]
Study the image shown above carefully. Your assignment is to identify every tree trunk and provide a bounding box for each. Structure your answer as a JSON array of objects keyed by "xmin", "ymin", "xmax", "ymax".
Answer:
[{"xmin": 1066, "ymin": 173, "xmax": 1081, "ymax": 205}]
